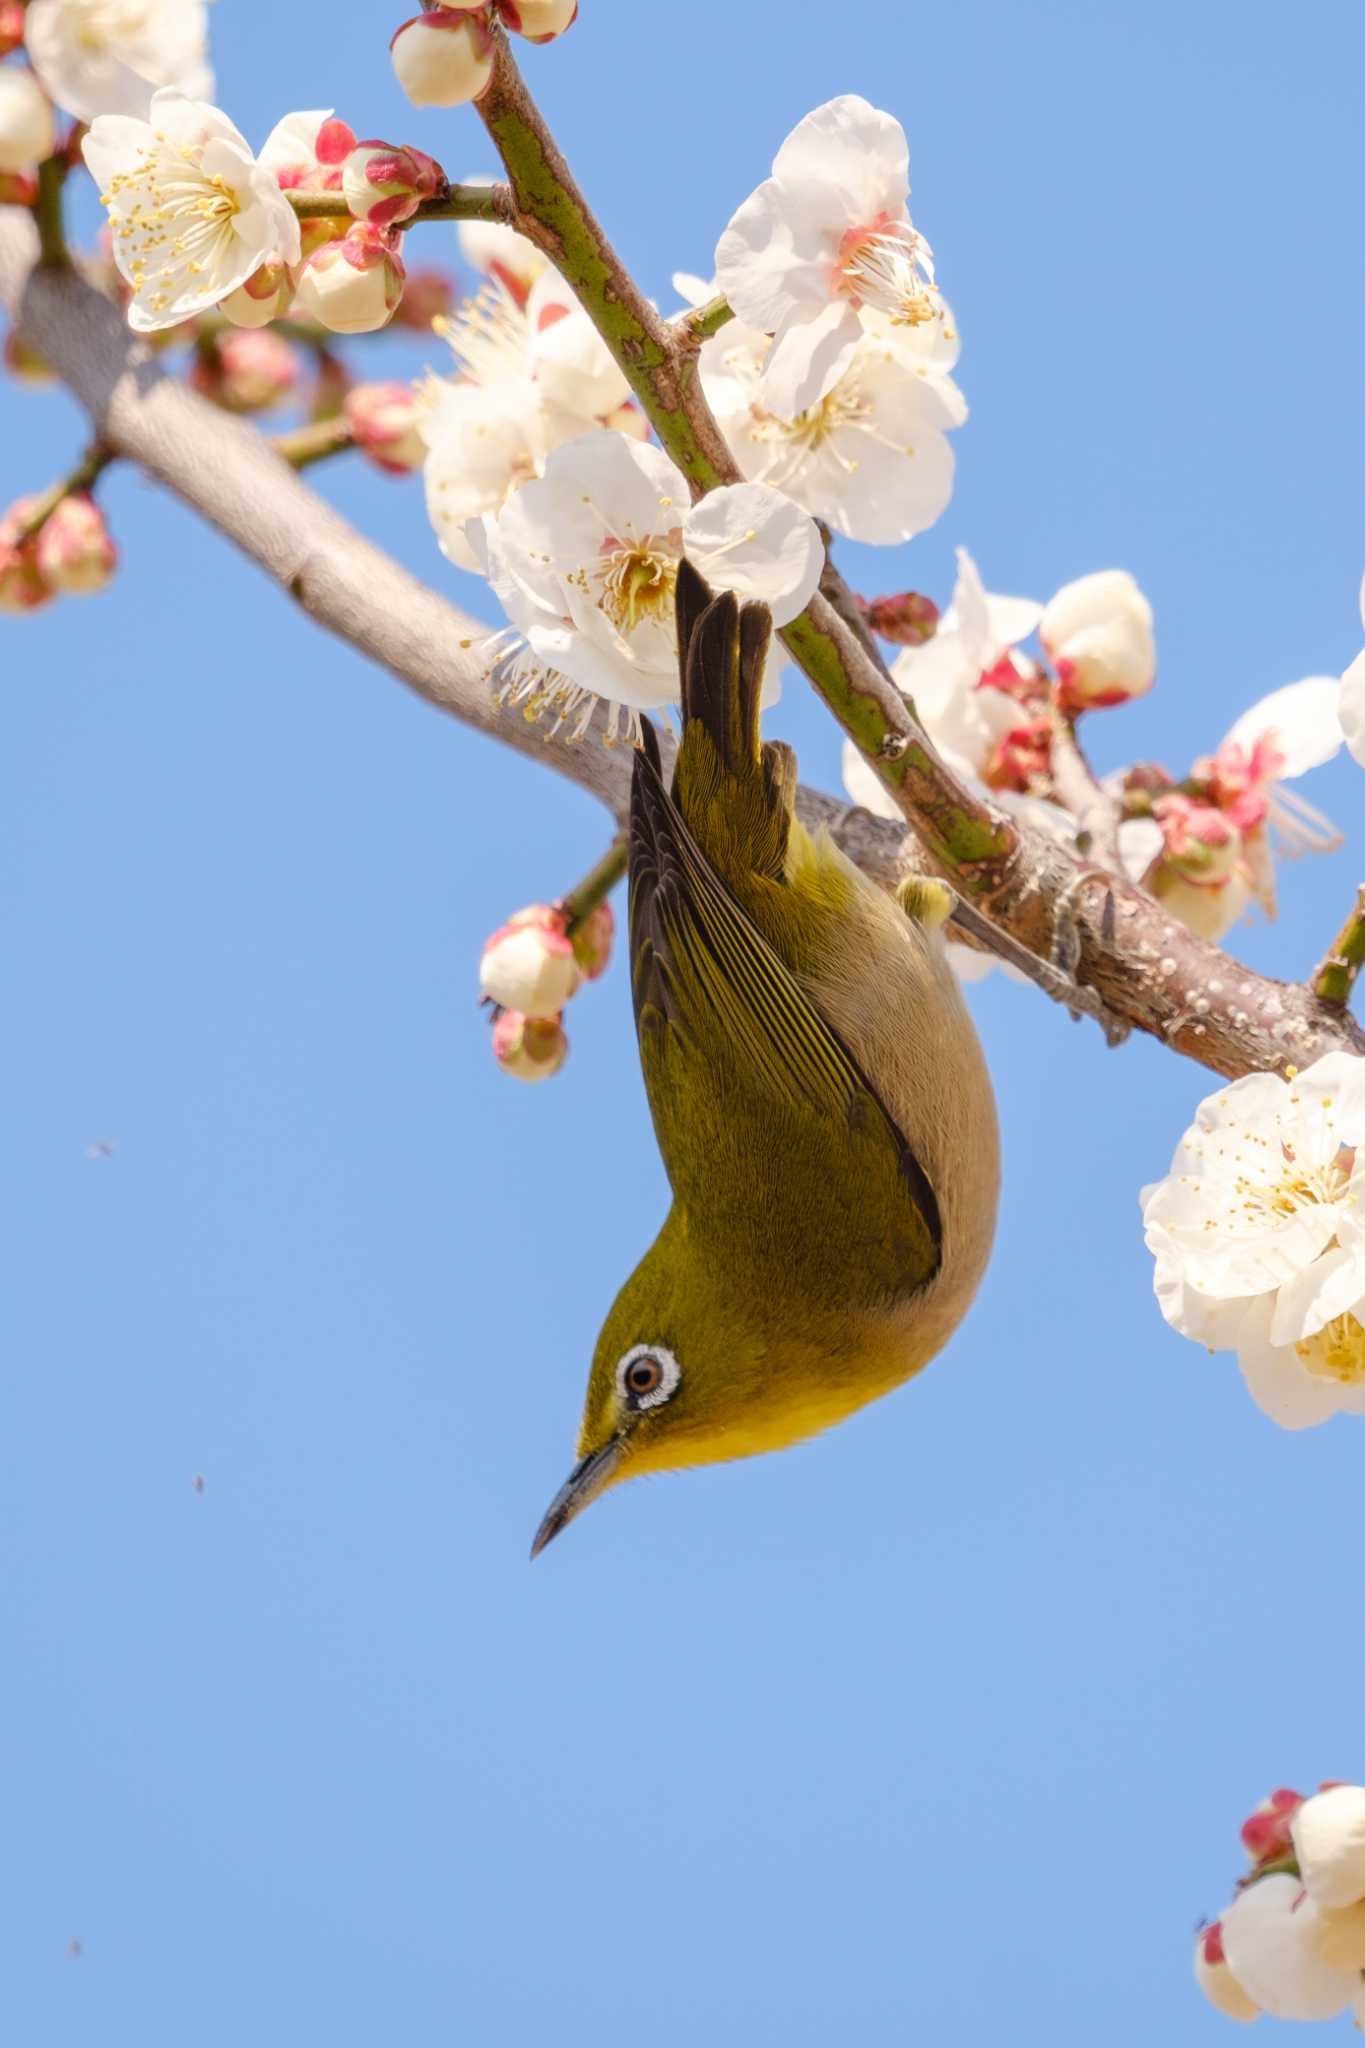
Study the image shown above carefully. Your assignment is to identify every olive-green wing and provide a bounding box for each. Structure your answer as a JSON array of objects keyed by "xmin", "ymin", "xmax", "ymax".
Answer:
[{"xmin": 629, "ymin": 722, "xmax": 942, "ymax": 1288}]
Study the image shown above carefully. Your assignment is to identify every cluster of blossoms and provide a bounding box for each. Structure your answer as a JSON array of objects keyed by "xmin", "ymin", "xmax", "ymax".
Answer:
[
  {"xmin": 1142, "ymin": 1051, "xmax": 1365, "ymax": 1429},
  {"xmin": 0, "ymin": 489, "xmax": 116, "ymax": 613},
  {"xmin": 1196, "ymin": 1784, "xmax": 1365, "ymax": 2024},
  {"xmin": 391, "ymin": 1, "xmax": 577, "ymax": 110},
  {"xmin": 479, "ymin": 898, "xmax": 612, "ymax": 1081},
  {"xmin": 840, "ymin": 548, "xmax": 1345, "ymax": 978}
]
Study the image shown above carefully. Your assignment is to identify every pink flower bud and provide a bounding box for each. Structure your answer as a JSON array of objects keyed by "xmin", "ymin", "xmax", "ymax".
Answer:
[
  {"xmin": 480, "ymin": 904, "xmax": 580, "ymax": 1018},
  {"xmin": 391, "ymin": 9, "xmax": 496, "ymax": 109},
  {"xmin": 982, "ymin": 715, "xmax": 1051, "ymax": 794},
  {"xmin": 1194, "ymin": 1921, "xmax": 1261, "ymax": 2024},
  {"xmin": 1194, "ymin": 736, "xmax": 1283, "ymax": 834},
  {"xmin": 860, "ymin": 590, "xmax": 940, "ymax": 646},
  {"xmin": 0, "ymin": 497, "xmax": 53, "ymax": 614},
  {"xmin": 342, "ymin": 139, "xmax": 444, "ymax": 229},
  {"xmin": 394, "ymin": 267, "xmax": 456, "ymax": 330},
  {"xmin": 569, "ymin": 901, "xmax": 614, "ymax": 981},
  {"xmin": 0, "ymin": 2, "xmax": 26, "ymax": 60},
  {"xmin": 293, "ymin": 224, "xmax": 406, "ymax": 336},
  {"xmin": 1041, "ymin": 569, "xmax": 1155, "ymax": 711},
  {"xmin": 190, "ymin": 330, "xmax": 299, "ymax": 414},
  {"xmin": 0, "ymin": 168, "xmax": 38, "ymax": 206},
  {"xmin": 492, "ymin": 1009, "xmax": 569, "ymax": 1083},
  {"xmin": 34, "ymin": 493, "xmax": 117, "ymax": 596},
  {"xmin": 1241, "ymin": 1787, "xmax": 1305, "ymax": 1867},
  {"xmin": 1153, "ymin": 792, "xmax": 1243, "ymax": 885},
  {"xmin": 218, "ymin": 259, "xmax": 297, "ymax": 330},
  {"xmin": 343, "ymin": 382, "xmax": 427, "ymax": 475},
  {"xmin": 497, "ymin": 0, "xmax": 579, "ymax": 41}
]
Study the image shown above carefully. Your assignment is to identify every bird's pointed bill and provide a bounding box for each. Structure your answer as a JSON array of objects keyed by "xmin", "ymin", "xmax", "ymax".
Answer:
[{"xmin": 529, "ymin": 1437, "xmax": 623, "ymax": 1557}]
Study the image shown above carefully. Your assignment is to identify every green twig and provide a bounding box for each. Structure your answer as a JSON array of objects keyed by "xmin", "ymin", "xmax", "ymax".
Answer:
[
  {"xmin": 13, "ymin": 443, "xmax": 116, "ymax": 543},
  {"xmin": 558, "ymin": 836, "xmax": 627, "ymax": 933},
  {"xmin": 287, "ymin": 181, "xmax": 508, "ymax": 227},
  {"xmin": 33, "ymin": 156, "xmax": 70, "ymax": 270},
  {"xmin": 272, "ymin": 417, "xmax": 355, "ymax": 471},
  {"xmin": 1313, "ymin": 884, "xmax": 1365, "ymax": 1007},
  {"xmin": 677, "ymin": 295, "xmax": 734, "ymax": 345}
]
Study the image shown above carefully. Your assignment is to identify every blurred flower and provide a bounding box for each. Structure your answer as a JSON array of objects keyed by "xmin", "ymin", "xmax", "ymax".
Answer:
[
  {"xmin": 219, "ymin": 260, "xmax": 297, "ymax": 330},
  {"xmin": 292, "ymin": 222, "xmax": 405, "ymax": 334},
  {"xmin": 477, "ymin": 432, "xmax": 823, "ymax": 739},
  {"xmin": 344, "ymin": 383, "xmax": 426, "ymax": 475},
  {"xmin": 498, "ymin": 0, "xmax": 578, "ymax": 40},
  {"xmin": 34, "ymin": 493, "xmax": 117, "ymax": 594},
  {"xmin": 0, "ymin": 496, "xmax": 54, "ymax": 613},
  {"xmin": 0, "ymin": 67, "xmax": 56, "ymax": 174},
  {"xmin": 1219, "ymin": 1874, "xmax": 1359, "ymax": 2022},
  {"xmin": 1193, "ymin": 1921, "xmax": 1260, "ymax": 2024},
  {"xmin": 83, "ymin": 90, "xmax": 301, "ymax": 332},
  {"xmin": 191, "ymin": 329, "xmax": 298, "ymax": 413},
  {"xmin": 1039, "ymin": 569, "xmax": 1155, "ymax": 711},
  {"xmin": 1241, "ymin": 1788, "xmax": 1305, "ymax": 1867},
  {"xmin": 569, "ymin": 901, "xmax": 614, "ymax": 981},
  {"xmin": 1293, "ymin": 1787, "xmax": 1365, "ymax": 1910},
  {"xmin": 715, "ymin": 95, "xmax": 942, "ymax": 415},
  {"xmin": 0, "ymin": 4, "xmax": 26, "ymax": 60},
  {"xmin": 1192, "ymin": 676, "xmax": 1343, "ymax": 920},
  {"xmin": 492, "ymin": 1009, "xmax": 569, "ymax": 1082},
  {"xmin": 391, "ymin": 9, "xmax": 496, "ymax": 109},
  {"xmin": 861, "ymin": 589, "xmax": 939, "ymax": 646},
  {"xmin": 24, "ymin": 0, "xmax": 211, "ymax": 123}
]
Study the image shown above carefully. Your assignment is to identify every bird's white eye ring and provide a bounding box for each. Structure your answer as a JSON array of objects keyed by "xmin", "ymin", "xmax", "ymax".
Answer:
[{"xmin": 616, "ymin": 1343, "xmax": 681, "ymax": 1413}]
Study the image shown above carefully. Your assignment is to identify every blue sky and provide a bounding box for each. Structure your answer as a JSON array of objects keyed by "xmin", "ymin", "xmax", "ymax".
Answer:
[{"xmin": 5, "ymin": 2, "xmax": 1365, "ymax": 2042}]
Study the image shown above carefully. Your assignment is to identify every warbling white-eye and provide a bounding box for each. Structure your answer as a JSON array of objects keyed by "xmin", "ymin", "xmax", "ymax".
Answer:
[{"xmin": 532, "ymin": 562, "xmax": 1000, "ymax": 1555}]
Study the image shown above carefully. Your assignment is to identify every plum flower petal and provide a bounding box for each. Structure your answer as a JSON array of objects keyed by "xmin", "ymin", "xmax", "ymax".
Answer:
[
  {"xmin": 1220, "ymin": 1874, "xmax": 1359, "ymax": 2021},
  {"xmin": 83, "ymin": 91, "xmax": 301, "ymax": 333},
  {"xmin": 681, "ymin": 484, "xmax": 822, "ymax": 626},
  {"xmin": 24, "ymin": 0, "xmax": 212, "ymax": 123}
]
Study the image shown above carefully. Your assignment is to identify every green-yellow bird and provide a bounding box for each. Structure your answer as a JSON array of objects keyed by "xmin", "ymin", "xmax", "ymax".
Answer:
[{"xmin": 532, "ymin": 561, "xmax": 1000, "ymax": 1555}]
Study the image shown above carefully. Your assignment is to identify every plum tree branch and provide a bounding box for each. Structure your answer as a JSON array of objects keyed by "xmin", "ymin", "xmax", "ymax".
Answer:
[{"xmin": 2, "ymin": 206, "xmax": 1360, "ymax": 1080}]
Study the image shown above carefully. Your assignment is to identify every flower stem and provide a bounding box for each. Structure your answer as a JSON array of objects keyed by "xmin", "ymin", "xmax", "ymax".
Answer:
[
  {"xmin": 287, "ymin": 181, "xmax": 509, "ymax": 227},
  {"xmin": 33, "ymin": 155, "xmax": 69, "ymax": 270},
  {"xmin": 678, "ymin": 295, "xmax": 734, "ymax": 345},
  {"xmin": 13, "ymin": 443, "xmax": 115, "ymax": 543},
  {"xmin": 1313, "ymin": 883, "xmax": 1365, "ymax": 1007},
  {"xmin": 272, "ymin": 417, "xmax": 355, "ymax": 471},
  {"xmin": 558, "ymin": 836, "xmax": 627, "ymax": 933}
]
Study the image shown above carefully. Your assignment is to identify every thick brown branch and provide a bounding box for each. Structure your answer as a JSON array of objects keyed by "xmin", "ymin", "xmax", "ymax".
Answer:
[{"xmin": 2, "ymin": 211, "xmax": 1361, "ymax": 1081}]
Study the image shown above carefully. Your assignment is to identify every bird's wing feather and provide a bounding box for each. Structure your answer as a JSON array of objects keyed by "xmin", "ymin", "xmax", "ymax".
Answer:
[{"xmin": 629, "ymin": 726, "xmax": 942, "ymax": 1285}]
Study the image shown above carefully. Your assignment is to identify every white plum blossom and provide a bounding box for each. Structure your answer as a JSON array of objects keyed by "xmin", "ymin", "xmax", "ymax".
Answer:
[
  {"xmin": 1198, "ymin": 675, "xmax": 1344, "ymax": 918},
  {"xmin": 1193, "ymin": 1921, "xmax": 1261, "ymax": 2023},
  {"xmin": 715, "ymin": 95, "xmax": 944, "ymax": 417},
  {"xmin": 1220, "ymin": 1875, "xmax": 1359, "ymax": 2022},
  {"xmin": 697, "ymin": 299, "xmax": 965, "ymax": 545},
  {"xmin": 0, "ymin": 66, "xmax": 55, "ymax": 174},
  {"xmin": 420, "ymin": 271, "xmax": 633, "ymax": 570},
  {"xmin": 1142, "ymin": 1053, "xmax": 1365, "ymax": 1429},
  {"xmin": 83, "ymin": 91, "xmax": 301, "ymax": 333},
  {"xmin": 1039, "ymin": 569, "xmax": 1155, "ymax": 710},
  {"xmin": 24, "ymin": 0, "xmax": 212, "ymax": 124},
  {"xmin": 477, "ymin": 431, "xmax": 824, "ymax": 740},
  {"xmin": 257, "ymin": 108, "xmax": 355, "ymax": 195},
  {"xmin": 1292, "ymin": 1787, "xmax": 1365, "ymax": 1911}
]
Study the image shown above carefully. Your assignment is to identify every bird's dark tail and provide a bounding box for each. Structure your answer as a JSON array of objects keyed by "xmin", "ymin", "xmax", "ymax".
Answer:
[{"xmin": 667, "ymin": 558, "xmax": 795, "ymax": 885}]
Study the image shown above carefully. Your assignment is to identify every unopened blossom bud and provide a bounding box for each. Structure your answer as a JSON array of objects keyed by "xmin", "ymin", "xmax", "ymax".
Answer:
[
  {"xmin": 569, "ymin": 901, "xmax": 614, "ymax": 981},
  {"xmin": 391, "ymin": 9, "xmax": 496, "ymax": 110},
  {"xmin": 1220, "ymin": 1873, "xmax": 1360, "ymax": 2022},
  {"xmin": 492, "ymin": 1009, "xmax": 569, "ymax": 1083},
  {"xmin": 1151, "ymin": 865, "xmax": 1252, "ymax": 943},
  {"xmin": 0, "ymin": 66, "xmax": 55, "ymax": 175},
  {"xmin": 1292, "ymin": 1787, "xmax": 1365, "ymax": 1910},
  {"xmin": 394, "ymin": 267, "xmax": 455, "ymax": 329},
  {"xmin": 191, "ymin": 330, "xmax": 299, "ymax": 414},
  {"xmin": 861, "ymin": 589, "xmax": 940, "ymax": 646},
  {"xmin": 0, "ymin": 2, "xmax": 26, "ymax": 59},
  {"xmin": 34, "ymin": 493, "xmax": 117, "ymax": 596},
  {"xmin": 498, "ymin": 0, "xmax": 579, "ymax": 41},
  {"xmin": 1240, "ymin": 1788, "xmax": 1305, "ymax": 1867},
  {"xmin": 1193, "ymin": 1922, "xmax": 1261, "ymax": 2024},
  {"xmin": 293, "ymin": 224, "xmax": 406, "ymax": 335},
  {"xmin": 983, "ymin": 716, "xmax": 1051, "ymax": 794},
  {"xmin": 219, "ymin": 260, "xmax": 297, "ymax": 330},
  {"xmin": 342, "ymin": 139, "xmax": 443, "ymax": 229},
  {"xmin": 1153, "ymin": 793, "xmax": 1243, "ymax": 886},
  {"xmin": 1041, "ymin": 569, "xmax": 1155, "ymax": 711},
  {"xmin": 480, "ymin": 905, "xmax": 580, "ymax": 1018},
  {"xmin": 0, "ymin": 167, "xmax": 38, "ymax": 206},
  {"xmin": 344, "ymin": 382, "xmax": 426, "ymax": 475},
  {"xmin": 0, "ymin": 498, "xmax": 52, "ymax": 614}
]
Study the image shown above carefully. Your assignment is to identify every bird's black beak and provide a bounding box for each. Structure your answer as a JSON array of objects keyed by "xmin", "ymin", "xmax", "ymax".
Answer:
[{"xmin": 530, "ymin": 1437, "xmax": 624, "ymax": 1559}]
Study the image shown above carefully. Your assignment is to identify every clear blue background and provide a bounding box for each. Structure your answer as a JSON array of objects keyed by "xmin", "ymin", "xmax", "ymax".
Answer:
[{"xmin": 5, "ymin": 2, "xmax": 1365, "ymax": 2041}]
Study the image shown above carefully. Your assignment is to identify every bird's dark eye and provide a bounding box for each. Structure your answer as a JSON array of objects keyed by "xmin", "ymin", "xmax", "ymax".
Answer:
[{"xmin": 616, "ymin": 1344, "xmax": 681, "ymax": 1412}]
